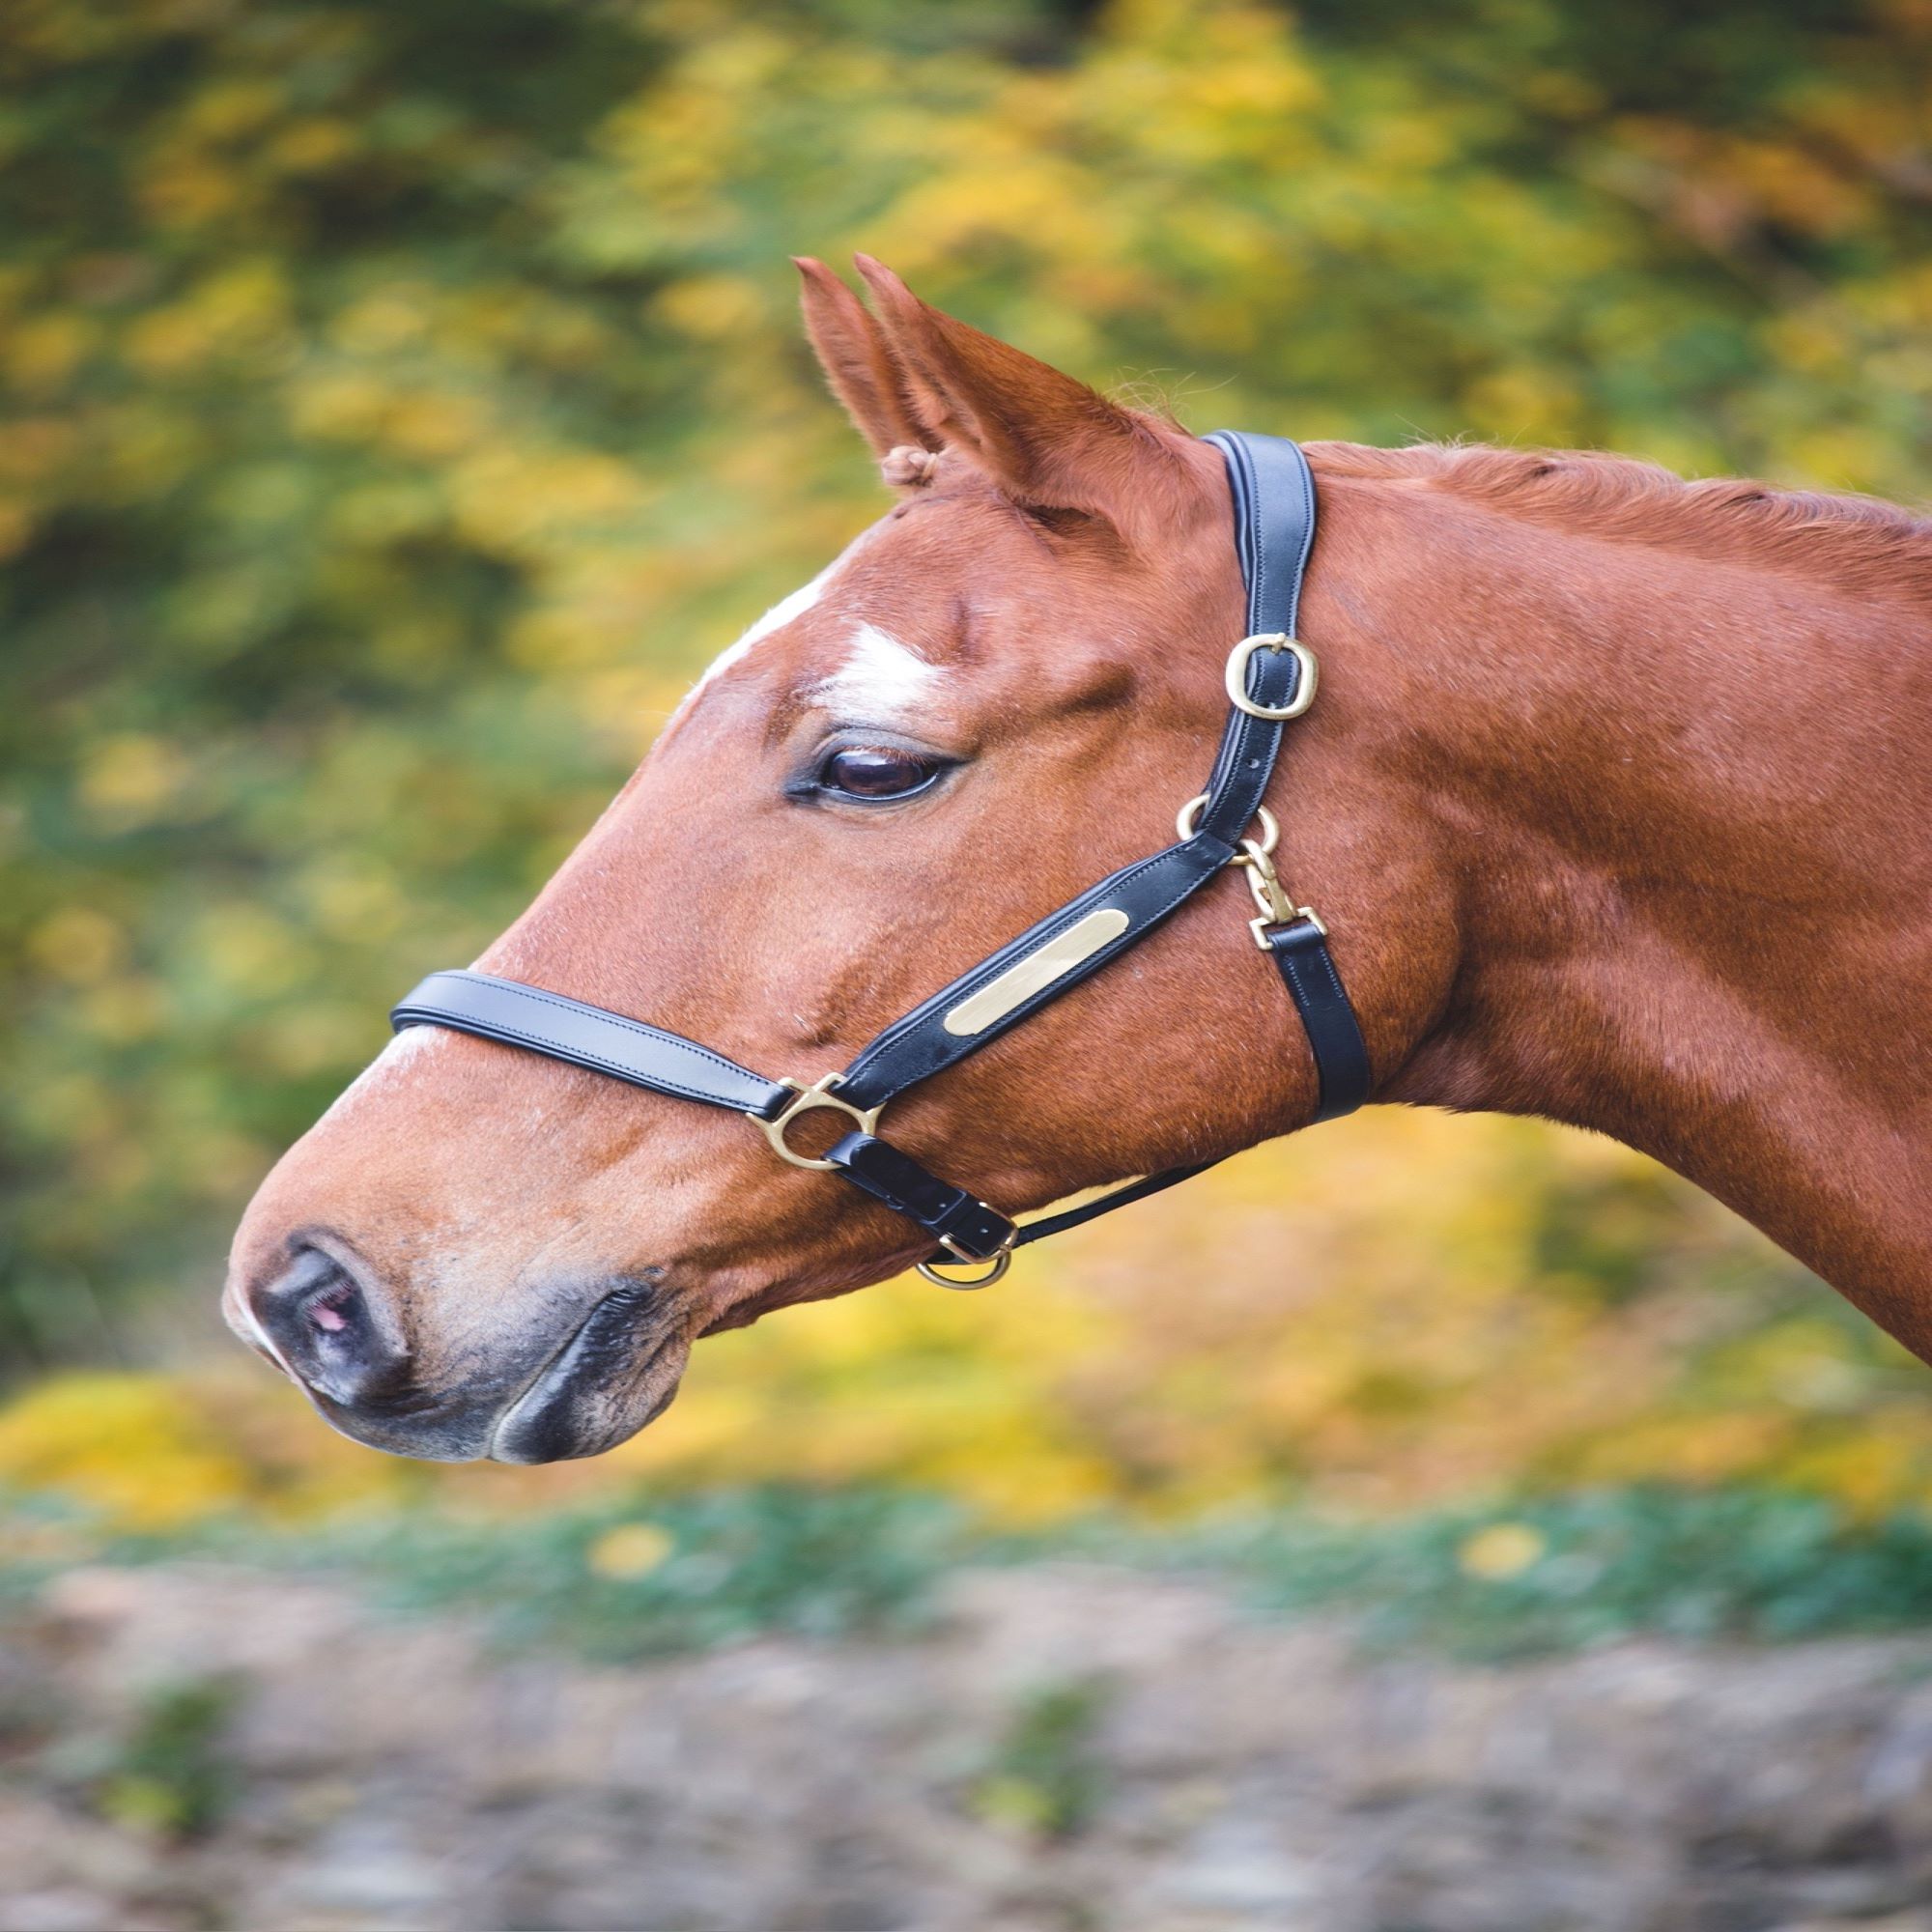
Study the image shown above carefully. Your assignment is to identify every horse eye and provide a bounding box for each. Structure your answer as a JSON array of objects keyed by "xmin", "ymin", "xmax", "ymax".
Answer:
[{"xmin": 818, "ymin": 745, "xmax": 944, "ymax": 801}]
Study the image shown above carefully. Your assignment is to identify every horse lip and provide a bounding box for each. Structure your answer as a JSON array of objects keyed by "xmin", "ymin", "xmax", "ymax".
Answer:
[{"xmin": 486, "ymin": 1282, "xmax": 682, "ymax": 1464}]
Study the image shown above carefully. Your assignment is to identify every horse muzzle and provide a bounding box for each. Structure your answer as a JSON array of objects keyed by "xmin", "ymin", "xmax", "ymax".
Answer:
[
  {"xmin": 486, "ymin": 1285, "xmax": 693, "ymax": 1463},
  {"xmin": 225, "ymin": 1239, "xmax": 688, "ymax": 1463}
]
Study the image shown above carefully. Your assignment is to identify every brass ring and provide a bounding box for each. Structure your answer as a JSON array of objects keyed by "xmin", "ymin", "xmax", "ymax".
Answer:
[
  {"xmin": 1225, "ymin": 635, "xmax": 1318, "ymax": 721},
  {"xmin": 1176, "ymin": 796, "xmax": 1279, "ymax": 857},
  {"xmin": 750, "ymin": 1075, "xmax": 880, "ymax": 1172},
  {"xmin": 917, "ymin": 1245, "xmax": 1013, "ymax": 1290}
]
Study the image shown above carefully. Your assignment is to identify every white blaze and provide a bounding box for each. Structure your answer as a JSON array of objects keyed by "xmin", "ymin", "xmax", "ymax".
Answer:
[
  {"xmin": 671, "ymin": 522, "xmax": 885, "ymax": 722},
  {"xmin": 312, "ymin": 1021, "xmax": 450, "ymax": 1130},
  {"xmin": 697, "ymin": 559, "xmax": 839, "ymax": 689},
  {"xmin": 809, "ymin": 622, "xmax": 943, "ymax": 721}
]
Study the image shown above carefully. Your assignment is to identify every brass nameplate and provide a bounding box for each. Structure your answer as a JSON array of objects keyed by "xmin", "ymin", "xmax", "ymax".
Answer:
[{"xmin": 942, "ymin": 908, "xmax": 1131, "ymax": 1037}]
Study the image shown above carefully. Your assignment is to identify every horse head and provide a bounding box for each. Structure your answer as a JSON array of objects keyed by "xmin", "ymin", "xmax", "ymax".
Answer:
[{"xmin": 224, "ymin": 258, "xmax": 1464, "ymax": 1460}]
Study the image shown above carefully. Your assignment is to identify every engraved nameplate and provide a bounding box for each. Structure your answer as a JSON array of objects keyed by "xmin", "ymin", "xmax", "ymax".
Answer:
[{"xmin": 941, "ymin": 908, "xmax": 1131, "ymax": 1037}]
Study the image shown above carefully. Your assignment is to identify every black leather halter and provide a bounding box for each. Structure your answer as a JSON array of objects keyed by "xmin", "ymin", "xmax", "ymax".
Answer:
[{"xmin": 391, "ymin": 433, "xmax": 1370, "ymax": 1287}]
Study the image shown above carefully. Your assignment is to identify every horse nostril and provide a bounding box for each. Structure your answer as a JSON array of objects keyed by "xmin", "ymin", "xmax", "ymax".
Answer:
[
  {"xmin": 251, "ymin": 1242, "xmax": 411, "ymax": 1412},
  {"xmin": 304, "ymin": 1273, "xmax": 360, "ymax": 1336}
]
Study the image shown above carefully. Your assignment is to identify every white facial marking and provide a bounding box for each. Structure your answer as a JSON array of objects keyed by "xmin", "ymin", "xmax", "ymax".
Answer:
[
  {"xmin": 809, "ymin": 621, "xmax": 944, "ymax": 721},
  {"xmin": 314, "ymin": 1021, "xmax": 450, "ymax": 1130},
  {"xmin": 672, "ymin": 523, "xmax": 883, "ymax": 722},
  {"xmin": 227, "ymin": 1280, "xmax": 293, "ymax": 1374},
  {"xmin": 702, "ymin": 561, "xmax": 838, "ymax": 683}
]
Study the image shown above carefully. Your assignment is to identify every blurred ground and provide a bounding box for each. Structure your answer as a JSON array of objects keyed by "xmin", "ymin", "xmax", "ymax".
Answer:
[{"xmin": 9, "ymin": 1556, "xmax": 1932, "ymax": 1932}]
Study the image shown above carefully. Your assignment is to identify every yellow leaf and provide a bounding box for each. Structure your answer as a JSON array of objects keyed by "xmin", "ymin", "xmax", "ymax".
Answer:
[
  {"xmin": 29, "ymin": 906, "xmax": 126, "ymax": 985},
  {"xmin": 76, "ymin": 734, "xmax": 189, "ymax": 828},
  {"xmin": 586, "ymin": 1521, "xmax": 675, "ymax": 1579},
  {"xmin": 1458, "ymin": 1522, "xmax": 1547, "ymax": 1580}
]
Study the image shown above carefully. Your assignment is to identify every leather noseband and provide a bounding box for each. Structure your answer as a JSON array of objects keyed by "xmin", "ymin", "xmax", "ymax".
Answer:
[{"xmin": 390, "ymin": 433, "xmax": 1371, "ymax": 1286}]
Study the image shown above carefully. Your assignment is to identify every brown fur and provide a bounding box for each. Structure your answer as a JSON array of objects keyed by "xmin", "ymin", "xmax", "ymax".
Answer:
[
  {"xmin": 1308, "ymin": 440, "xmax": 1932, "ymax": 605},
  {"xmin": 226, "ymin": 260, "xmax": 1932, "ymax": 1463}
]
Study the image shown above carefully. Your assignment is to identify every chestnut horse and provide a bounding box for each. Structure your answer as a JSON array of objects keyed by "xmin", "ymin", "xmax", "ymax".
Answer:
[{"xmin": 227, "ymin": 257, "xmax": 1932, "ymax": 1463}]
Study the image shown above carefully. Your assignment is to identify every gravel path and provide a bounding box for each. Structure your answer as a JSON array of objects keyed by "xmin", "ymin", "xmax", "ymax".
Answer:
[{"xmin": 5, "ymin": 1559, "xmax": 1932, "ymax": 1931}]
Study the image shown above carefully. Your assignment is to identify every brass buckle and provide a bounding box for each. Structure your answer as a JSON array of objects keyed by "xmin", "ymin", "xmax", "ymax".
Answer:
[
  {"xmin": 1224, "ymin": 634, "xmax": 1318, "ymax": 721},
  {"xmin": 1176, "ymin": 795, "xmax": 1279, "ymax": 854},
  {"xmin": 752, "ymin": 1074, "xmax": 881, "ymax": 1171},
  {"xmin": 916, "ymin": 1236, "xmax": 1014, "ymax": 1290}
]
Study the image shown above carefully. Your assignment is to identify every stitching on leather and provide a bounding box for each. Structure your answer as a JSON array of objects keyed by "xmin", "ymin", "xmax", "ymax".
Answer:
[
  {"xmin": 1221, "ymin": 436, "xmax": 1314, "ymax": 639},
  {"xmin": 425, "ymin": 975, "xmax": 770, "ymax": 1087},
  {"xmin": 1314, "ymin": 964, "xmax": 1371, "ymax": 1096},
  {"xmin": 1274, "ymin": 934, "xmax": 1371, "ymax": 1108},
  {"xmin": 1304, "ymin": 941, "xmax": 1368, "ymax": 1065},
  {"xmin": 1310, "ymin": 945, "xmax": 1355, "ymax": 1023},
  {"xmin": 397, "ymin": 1009, "xmax": 772, "ymax": 1110},
  {"xmin": 1286, "ymin": 449, "xmax": 1315, "ymax": 636},
  {"xmin": 1200, "ymin": 709, "xmax": 1280, "ymax": 838},
  {"xmin": 841, "ymin": 840, "xmax": 1220, "ymax": 1085},
  {"xmin": 413, "ymin": 1021, "xmax": 747, "ymax": 1108},
  {"xmin": 1276, "ymin": 948, "xmax": 1326, "ymax": 1089},
  {"xmin": 835, "ymin": 1146, "xmax": 975, "ymax": 1230},
  {"xmin": 846, "ymin": 848, "xmax": 1221, "ymax": 1096},
  {"xmin": 1238, "ymin": 442, "xmax": 1266, "ymax": 632}
]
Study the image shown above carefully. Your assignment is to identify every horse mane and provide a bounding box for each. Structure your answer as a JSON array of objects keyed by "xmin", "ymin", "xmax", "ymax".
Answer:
[{"xmin": 1303, "ymin": 440, "xmax": 1932, "ymax": 611}]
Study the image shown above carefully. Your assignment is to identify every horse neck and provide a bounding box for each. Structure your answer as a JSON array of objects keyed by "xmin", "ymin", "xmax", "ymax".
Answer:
[{"xmin": 1329, "ymin": 470, "xmax": 1932, "ymax": 1338}]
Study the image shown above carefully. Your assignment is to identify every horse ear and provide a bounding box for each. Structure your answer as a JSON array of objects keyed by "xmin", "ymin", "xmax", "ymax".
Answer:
[
  {"xmin": 793, "ymin": 256, "xmax": 939, "ymax": 459},
  {"xmin": 851, "ymin": 254, "xmax": 1191, "ymax": 534}
]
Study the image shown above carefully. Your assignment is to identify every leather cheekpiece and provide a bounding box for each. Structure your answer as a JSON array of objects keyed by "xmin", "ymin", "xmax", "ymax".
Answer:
[{"xmin": 384, "ymin": 430, "xmax": 1374, "ymax": 1271}]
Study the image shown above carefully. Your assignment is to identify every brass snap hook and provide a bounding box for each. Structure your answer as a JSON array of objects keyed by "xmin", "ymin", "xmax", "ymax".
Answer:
[{"xmin": 1235, "ymin": 836, "xmax": 1324, "ymax": 947}]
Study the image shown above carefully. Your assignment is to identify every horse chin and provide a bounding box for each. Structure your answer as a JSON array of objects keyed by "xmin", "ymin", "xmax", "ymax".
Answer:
[
  {"xmin": 305, "ymin": 1391, "xmax": 507, "ymax": 1464},
  {"xmin": 485, "ymin": 1303, "xmax": 694, "ymax": 1465}
]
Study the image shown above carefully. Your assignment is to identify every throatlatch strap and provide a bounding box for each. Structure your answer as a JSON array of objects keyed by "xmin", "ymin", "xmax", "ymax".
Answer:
[{"xmin": 1011, "ymin": 1160, "xmax": 1222, "ymax": 1248}]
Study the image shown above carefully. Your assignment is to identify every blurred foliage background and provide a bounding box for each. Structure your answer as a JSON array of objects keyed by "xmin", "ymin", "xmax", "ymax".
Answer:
[{"xmin": 3, "ymin": 0, "xmax": 1931, "ymax": 1538}]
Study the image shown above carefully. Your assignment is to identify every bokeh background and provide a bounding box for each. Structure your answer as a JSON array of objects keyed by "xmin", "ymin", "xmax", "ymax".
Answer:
[{"xmin": 4, "ymin": 1, "xmax": 1932, "ymax": 1924}]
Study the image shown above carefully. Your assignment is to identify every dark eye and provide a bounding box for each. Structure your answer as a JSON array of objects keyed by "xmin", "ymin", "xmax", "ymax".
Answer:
[{"xmin": 818, "ymin": 745, "xmax": 945, "ymax": 801}]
